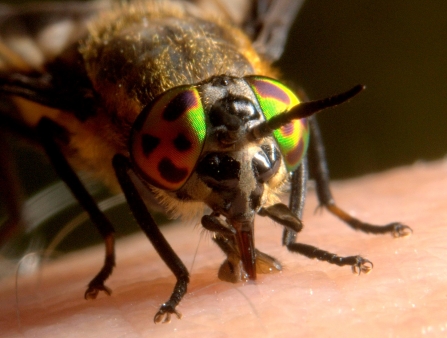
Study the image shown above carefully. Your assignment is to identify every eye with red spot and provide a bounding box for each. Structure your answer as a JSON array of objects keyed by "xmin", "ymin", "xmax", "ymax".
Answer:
[
  {"xmin": 130, "ymin": 86, "xmax": 206, "ymax": 191},
  {"xmin": 245, "ymin": 75, "xmax": 310, "ymax": 172}
]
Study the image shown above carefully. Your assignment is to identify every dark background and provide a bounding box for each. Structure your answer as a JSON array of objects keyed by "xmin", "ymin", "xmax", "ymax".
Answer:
[{"xmin": 279, "ymin": 1, "xmax": 447, "ymax": 178}]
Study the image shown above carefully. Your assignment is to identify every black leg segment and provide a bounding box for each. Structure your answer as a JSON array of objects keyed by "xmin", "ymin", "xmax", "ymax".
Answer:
[
  {"xmin": 282, "ymin": 159, "xmax": 307, "ymax": 246},
  {"xmin": 113, "ymin": 154, "xmax": 189, "ymax": 323},
  {"xmin": 287, "ymin": 242, "xmax": 373, "ymax": 274},
  {"xmin": 0, "ymin": 134, "xmax": 24, "ymax": 242},
  {"xmin": 279, "ymin": 155, "xmax": 372, "ymax": 274},
  {"xmin": 36, "ymin": 118, "xmax": 116, "ymax": 299},
  {"xmin": 307, "ymin": 116, "xmax": 412, "ymax": 237}
]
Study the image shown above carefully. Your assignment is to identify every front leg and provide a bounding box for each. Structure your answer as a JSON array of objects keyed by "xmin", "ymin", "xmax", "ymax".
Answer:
[
  {"xmin": 258, "ymin": 163, "xmax": 373, "ymax": 274},
  {"xmin": 112, "ymin": 154, "xmax": 189, "ymax": 323},
  {"xmin": 286, "ymin": 242, "xmax": 373, "ymax": 275}
]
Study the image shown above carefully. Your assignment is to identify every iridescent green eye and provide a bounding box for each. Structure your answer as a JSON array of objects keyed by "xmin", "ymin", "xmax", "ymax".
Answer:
[
  {"xmin": 130, "ymin": 86, "xmax": 206, "ymax": 191},
  {"xmin": 245, "ymin": 75, "xmax": 310, "ymax": 172}
]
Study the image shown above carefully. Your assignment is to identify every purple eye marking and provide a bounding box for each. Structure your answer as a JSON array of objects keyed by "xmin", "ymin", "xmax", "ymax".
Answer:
[
  {"xmin": 253, "ymin": 80, "xmax": 290, "ymax": 105},
  {"xmin": 280, "ymin": 123, "xmax": 294, "ymax": 137},
  {"xmin": 163, "ymin": 90, "xmax": 198, "ymax": 121},
  {"xmin": 285, "ymin": 140, "xmax": 304, "ymax": 167}
]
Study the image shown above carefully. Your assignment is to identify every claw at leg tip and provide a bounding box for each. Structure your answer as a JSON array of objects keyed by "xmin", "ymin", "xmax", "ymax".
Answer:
[
  {"xmin": 84, "ymin": 284, "xmax": 112, "ymax": 299},
  {"xmin": 352, "ymin": 258, "xmax": 373, "ymax": 275},
  {"xmin": 392, "ymin": 223, "xmax": 413, "ymax": 238}
]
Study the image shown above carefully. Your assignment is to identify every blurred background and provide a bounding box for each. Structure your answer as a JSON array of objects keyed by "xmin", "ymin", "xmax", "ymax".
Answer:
[
  {"xmin": 0, "ymin": 1, "xmax": 446, "ymax": 262},
  {"xmin": 280, "ymin": 1, "xmax": 447, "ymax": 178}
]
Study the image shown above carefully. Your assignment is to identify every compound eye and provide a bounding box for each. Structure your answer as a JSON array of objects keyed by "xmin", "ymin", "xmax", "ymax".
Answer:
[
  {"xmin": 245, "ymin": 75, "xmax": 310, "ymax": 172},
  {"xmin": 130, "ymin": 86, "xmax": 206, "ymax": 191}
]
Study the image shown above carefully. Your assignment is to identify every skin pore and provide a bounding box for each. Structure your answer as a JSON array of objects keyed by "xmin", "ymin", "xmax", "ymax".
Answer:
[{"xmin": 0, "ymin": 160, "xmax": 446, "ymax": 337}]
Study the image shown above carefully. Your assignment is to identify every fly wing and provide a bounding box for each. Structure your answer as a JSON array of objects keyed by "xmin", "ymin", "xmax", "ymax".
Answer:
[
  {"xmin": 248, "ymin": 0, "xmax": 306, "ymax": 61},
  {"xmin": 0, "ymin": 0, "xmax": 110, "ymax": 72},
  {"xmin": 190, "ymin": 0, "xmax": 306, "ymax": 61}
]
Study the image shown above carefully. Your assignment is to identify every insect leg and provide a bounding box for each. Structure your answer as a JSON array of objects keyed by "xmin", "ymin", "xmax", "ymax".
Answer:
[
  {"xmin": 272, "ymin": 159, "xmax": 373, "ymax": 273},
  {"xmin": 112, "ymin": 154, "xmax": 189, "ymax": 324},
  {"xmin": 0, "ymin": 111, "xmax": 41, "ymax": 242},
  {"xmin": 287, "ymin": 242, "xmax": 373, "ymax": 274},
  {"xmin": 0, "ymin": 133, "xmax": 24, "ymax": 241},
  {"xmin": 36, "ymin": 118, "xmax": 116, "ymax": 298},
  {"xmin": 282, "ymin": 158, "xmax": 308, "ymax": 245},
  {"xmin": 308, "ymin": 116, "xmax": 412, "ymax": 237}
]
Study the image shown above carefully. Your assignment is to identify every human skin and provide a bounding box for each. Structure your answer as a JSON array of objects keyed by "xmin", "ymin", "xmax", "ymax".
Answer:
[{"xmin": 0, "ymin": 160, "xmax": 446, "ymax": 337}]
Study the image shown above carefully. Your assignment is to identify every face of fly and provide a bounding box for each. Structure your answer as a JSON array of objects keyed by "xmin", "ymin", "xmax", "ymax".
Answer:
[{"xmin": 130, "ymin": 74, "xmax": 309, "ymax": 280}]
